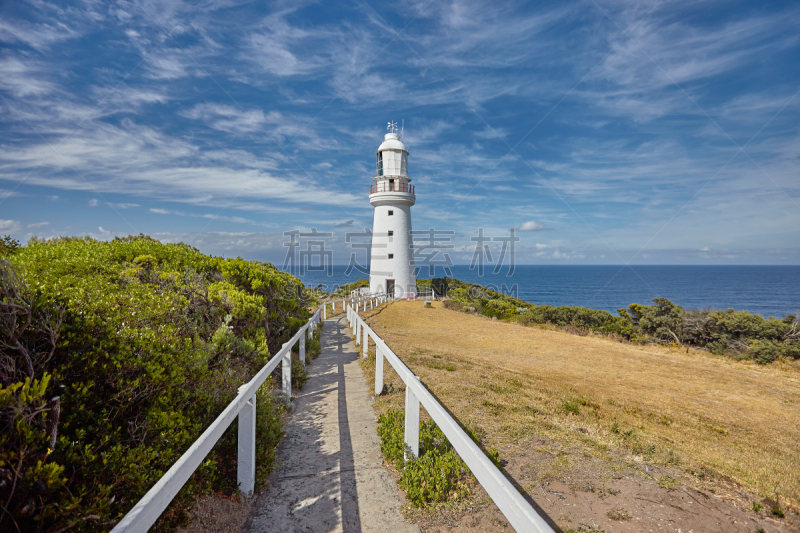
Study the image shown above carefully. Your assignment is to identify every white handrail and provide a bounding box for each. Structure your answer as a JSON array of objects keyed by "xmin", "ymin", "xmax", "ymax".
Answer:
[
  {"xmin": 112, "ymin": 291, "xmax": 389, "ymax": 532},
  {"xmin": 350, "ymin": 303, "xmax": 555, "ymax": 533},
  {"xmin": 112, "ymin": 308, "xmax": 323, "ymax": 533}
]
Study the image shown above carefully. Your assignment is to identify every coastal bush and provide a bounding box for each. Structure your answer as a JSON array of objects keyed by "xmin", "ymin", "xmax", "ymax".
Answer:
[
  {"xmin": 0, "ymin": 235, "xmax": 314, "ymax": 532},
  {"xmin": 482, "ymin": 298, "xmax": 517, "ymax": 319},
  {"xmin": 624, "ymin": 297, "xmax": 684, "ymax": 344},
  {"xmin": 750, "ymin": 340, "xmax": 780, "ymax": 364},
  {"xmin": 330, "ymin": 279, "xmax": 369, "ymax": 298},
  {"xmin": 434, "ymin": 277, "xmax": 800, "ymax": 364}
]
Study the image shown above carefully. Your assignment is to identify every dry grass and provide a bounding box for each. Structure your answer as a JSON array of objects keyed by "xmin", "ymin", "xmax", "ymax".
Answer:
[{"xmin": 361, "ymin": 300, "xmax": 800, "ymax": 512}]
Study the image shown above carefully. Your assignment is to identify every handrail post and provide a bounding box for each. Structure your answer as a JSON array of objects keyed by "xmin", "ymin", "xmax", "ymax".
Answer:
[
  {"xmin": 404, "ymin": 379, "xmax": 420, "ymax": 461},
  {"xmin": 237, "ymin": 392, "xmax": 256, "ymax": 495},
  {"xmin": 375, "ymin": 344, "xmax": 384, "ymax": 396},
  {"xmin": 323, "ymin": 304, "xmax": 327, "ymax": 320},
  {"xmin": 299, "ymin": 332, "xmax": 306, "ymax": 364},
  {"xmin": 282, "ymin": 344, "xmax": 291, "ymax": 397},
  {"xmin": 362, "ymin": 325, "xmax": 368, "ymax": 358}
]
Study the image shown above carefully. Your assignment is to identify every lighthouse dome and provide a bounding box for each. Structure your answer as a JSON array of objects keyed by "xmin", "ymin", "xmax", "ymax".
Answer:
[{"xmin": 378, "ymin": 132, "xmax": 408, "ymax": 153}]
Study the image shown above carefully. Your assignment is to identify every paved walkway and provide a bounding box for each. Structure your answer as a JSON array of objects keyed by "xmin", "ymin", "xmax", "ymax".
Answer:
[{"xmin": 244, "ymin": 315, "xmax": 419, "ymax": 533}]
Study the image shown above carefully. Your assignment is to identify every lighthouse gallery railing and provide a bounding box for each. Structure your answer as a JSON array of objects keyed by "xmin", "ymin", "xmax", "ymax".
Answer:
[{"xmin": 370, "ymin": 182, "xmax": 415, "ymax": 194}]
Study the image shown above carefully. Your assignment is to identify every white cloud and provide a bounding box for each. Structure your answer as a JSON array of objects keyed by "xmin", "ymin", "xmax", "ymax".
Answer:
[
  {"xmin": 244, "ymin": 13, "xmax": 318, "ymax": 77},
  {"xmin": 0, "ymin": 18, "xmax": 80, "ymax": 51},
  {"xmin": 88, "ymin": 199, "xmax": 99, "ymax": 206},
  {"xmin": 0, "ymin": 57, "xmax": 56, "ymax": 97},
  {"xmin": 0, "ymin": 118, "xmax": 360, "ymax": 210},
  {"xmin": 0, "ymin": 219, "xmax": 22, "ymax": 232},
  {"xmin": 475, "ymin": 126, "xmax": 509, "ymax": 139},
  {"xmin": 0, "ymin": 189, "xmax": 22, "ymax": 200},
  {"xmin": 519, "ymin": 221, "xmax": 550, "ymax": 232},
  {"xmin": 181, "ymin": 103, "xmax": 270, "ymax": 133}
]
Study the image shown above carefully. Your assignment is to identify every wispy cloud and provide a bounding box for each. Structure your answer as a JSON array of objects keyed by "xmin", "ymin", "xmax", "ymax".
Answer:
[{"xmin": 0, "ymin": 0, "xmax": 797, "ymax": 265}]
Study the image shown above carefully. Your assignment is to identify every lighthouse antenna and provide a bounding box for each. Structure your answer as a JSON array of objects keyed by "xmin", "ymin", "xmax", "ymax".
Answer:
[
  {"xmin": 400, "ymin": 119, "xmax": 404, "ymax": 139},
  {"xmin": 387, "ymin": 121, "xmax": 397, "ymax": 133}
]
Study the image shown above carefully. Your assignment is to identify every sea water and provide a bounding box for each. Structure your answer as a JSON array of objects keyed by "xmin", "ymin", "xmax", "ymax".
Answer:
[{"xmin": 286, "ymin": 265, "xmax": 800, "ymax": 319}]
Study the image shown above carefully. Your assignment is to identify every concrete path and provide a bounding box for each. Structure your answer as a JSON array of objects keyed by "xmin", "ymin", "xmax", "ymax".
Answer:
[{"xmin": 244, "ymin": 315, "xmax": 419, "ymax": 533}]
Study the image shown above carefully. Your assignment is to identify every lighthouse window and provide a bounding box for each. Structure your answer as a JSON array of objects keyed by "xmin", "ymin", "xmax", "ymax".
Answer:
[
  {"xmin": 388, "ymin": 230, "xmax": 393, "ymax": 237},
  {"xmin": 388, "ymin": 254, "xmax": 394, "ymax": 259},
  {"xmin": 377, "ymin": 152, "xmax": 383, "ymax": 176},
  {"xmin": 388, "ymin": 210, "xmax": 394, "ymax": 216}
]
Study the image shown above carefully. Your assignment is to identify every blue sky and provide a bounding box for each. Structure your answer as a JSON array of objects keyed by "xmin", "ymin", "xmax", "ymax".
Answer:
[{"xmin": 1, "ymin": 0, "xmax": 798, "ymax": 265}]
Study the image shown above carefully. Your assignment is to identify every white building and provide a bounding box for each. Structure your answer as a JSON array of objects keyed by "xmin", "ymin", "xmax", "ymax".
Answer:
[{"xmin": 369, "ymin": 126, "xmax": 417, "ymax": 298}]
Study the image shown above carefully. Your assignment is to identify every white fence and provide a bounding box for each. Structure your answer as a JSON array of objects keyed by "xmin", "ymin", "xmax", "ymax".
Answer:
[
  {"xmin": 111, "ymin": 293, "xmax": 383, "ymax": 533},
  {"xmin": 348, "ymin": 302, "xmax": 555, "ymax": 533},
  {"xmin": 415, "ymin": 287, "xmax": 436, "ymax": 301},
  {"xmin": 111, "ymin": 293, "xmax": 550, "ymax": 533}
]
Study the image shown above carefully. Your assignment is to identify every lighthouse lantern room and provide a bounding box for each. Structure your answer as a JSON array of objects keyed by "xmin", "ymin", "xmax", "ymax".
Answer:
[{"xmin": 369, "ymin": 122, "xmax": 416, "ymax": 298}]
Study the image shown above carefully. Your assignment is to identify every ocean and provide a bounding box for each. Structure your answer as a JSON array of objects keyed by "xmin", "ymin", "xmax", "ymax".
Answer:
[{"xmin": 285, "ymin": 265, "xmax": 800, "ymax": 319}]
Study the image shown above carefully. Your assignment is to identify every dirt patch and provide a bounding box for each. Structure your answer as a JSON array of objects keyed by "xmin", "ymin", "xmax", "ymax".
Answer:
[
  {"xmin": 358, "ymin": 301, "xmax": 800, "ymax": 532},
  {"xmin": 176, "ymin": 493, "xmax": 253, "ymax": 533}
]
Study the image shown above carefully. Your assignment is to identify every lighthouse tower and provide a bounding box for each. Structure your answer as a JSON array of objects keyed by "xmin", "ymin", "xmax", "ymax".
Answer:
[{"xmin": 369, "ymin": 123, "xmax": 416, "ymax": 298}]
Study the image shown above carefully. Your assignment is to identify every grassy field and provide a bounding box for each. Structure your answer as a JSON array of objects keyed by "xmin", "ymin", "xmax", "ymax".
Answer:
[{"xmin": 361, "ymin": 300, "xmax": 800, "ymax": 522}]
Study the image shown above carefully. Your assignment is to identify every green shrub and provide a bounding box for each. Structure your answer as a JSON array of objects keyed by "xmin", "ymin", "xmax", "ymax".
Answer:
[
  {"xmin": 376, "ymin": 409, "xmax": 501, "ymax": 507},
  {"xmin": 750, "ymin": 340, "xmax": 780, "ymax": 364},
  {"xmin": 784, "ymin": 341, "xmax": 800, "ymax": 359},
  {"xmin": 305, "ymin": 325, "xmax": 322, "ymax": 361},
  {"xmin": 330, "ymin": 279, "xmax": 369, "ymax": 298},
  {"xmin": 254, "ymin": 380, "xmax": 285, "ymax": 487},
  {"xmin": 292, "ymin": 360, "xmax": 309, "ymax": 389},
  {"xmin": 625, "ymin": 297, "xmax": 684, "ymax": 344},
  {"xmin": 377, "ymin": 410, "xmax": 406, "ymax": 464},
  {"xmin": 0, "ymin": 234, "xmax": 20, "ymax": 256},
  {"xmin": 1, "ymin": 235, "xmax": 314, "ymax": 532},
  {"xmin": 482, "ymin": 298, "xmax": 517, "ymax": 319},
  {"xmin": 401, "ymin": 447, "xmax": 471, "ymax": 505}
]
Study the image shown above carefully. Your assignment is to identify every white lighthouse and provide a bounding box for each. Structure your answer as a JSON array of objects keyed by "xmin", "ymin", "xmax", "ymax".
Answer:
[{"xmin": 369, "ymin": 123, "xmax": 416, "ymax": 298}]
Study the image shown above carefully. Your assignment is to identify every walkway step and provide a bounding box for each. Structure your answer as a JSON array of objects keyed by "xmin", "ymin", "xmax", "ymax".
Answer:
[{"xmin": 244, "ymin": 315, "xmax": 419, "ymax": 533}]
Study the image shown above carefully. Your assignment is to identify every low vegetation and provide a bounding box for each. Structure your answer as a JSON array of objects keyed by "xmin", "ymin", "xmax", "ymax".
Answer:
[
  {"xmin": 430, "ymin": 277, "xmax": 800, "ymax": 364},
  {"xmin": 0, "ymin": 235, "xmax": 316, "ymax": 532},
  {"xmin": 377, "ymin": 410, "xmax": 474, "ymax": 506}
]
